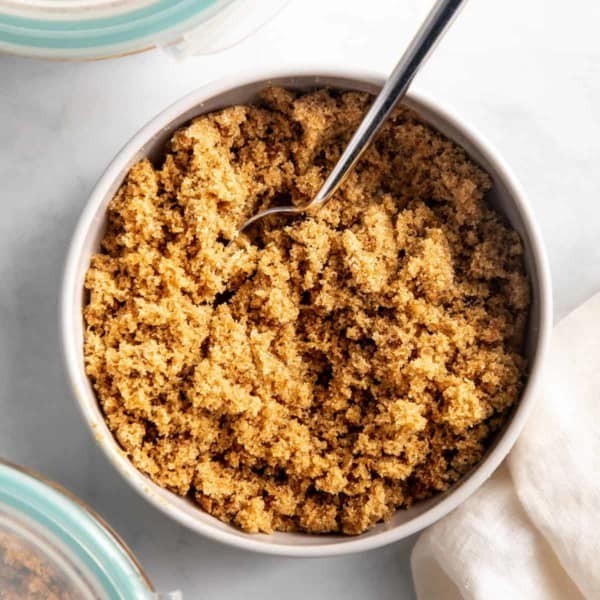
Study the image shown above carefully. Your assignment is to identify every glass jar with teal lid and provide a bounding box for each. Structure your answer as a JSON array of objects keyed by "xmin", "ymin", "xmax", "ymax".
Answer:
[
  {"xmin": 0, "ymin": 460, "xmax": 176, "ymax": 599},
  {"xmin": 0, "ymin": 0, "xmax": 287, "ymax": 59}
]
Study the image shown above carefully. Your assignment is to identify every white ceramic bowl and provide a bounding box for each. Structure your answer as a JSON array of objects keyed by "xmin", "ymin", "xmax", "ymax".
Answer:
[{"xmin": 61, "ymin": 69, "xmax": 552, "ymax": 557}]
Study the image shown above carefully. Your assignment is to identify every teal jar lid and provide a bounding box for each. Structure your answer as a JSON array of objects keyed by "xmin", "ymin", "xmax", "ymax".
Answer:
[
  {"xmin": 0, "ymin": 460, "xmax": 155, "ymax": 599},
  {"xmin": 0, "ymin": 0, "xmax": 287, "ymax": 59}
]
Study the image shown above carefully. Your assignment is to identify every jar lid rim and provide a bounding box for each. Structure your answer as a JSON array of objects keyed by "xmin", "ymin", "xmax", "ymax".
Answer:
[{"xmin": 0, "ymin": 0, "xmax": 226, "ymax": 55}]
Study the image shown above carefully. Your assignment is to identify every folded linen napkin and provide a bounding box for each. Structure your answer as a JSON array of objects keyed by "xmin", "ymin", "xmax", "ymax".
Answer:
[{"xmin": 411, "ymin": 292, "xmax": 600, "ymax": 600}]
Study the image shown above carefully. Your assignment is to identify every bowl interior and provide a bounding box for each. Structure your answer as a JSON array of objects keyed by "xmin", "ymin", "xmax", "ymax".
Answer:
[{"xmin": 65, "ymin": 74, "xmax": 547, "ymax": 554}]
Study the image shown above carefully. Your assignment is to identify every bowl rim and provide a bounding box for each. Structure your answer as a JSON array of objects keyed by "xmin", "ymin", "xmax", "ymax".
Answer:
[{"xmin": 61, "ymin": 67, "xmax": 553, "ymax": 557}]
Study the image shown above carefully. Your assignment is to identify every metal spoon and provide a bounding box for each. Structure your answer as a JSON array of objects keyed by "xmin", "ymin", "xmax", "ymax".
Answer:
[{"xmin": 233, "ymin": 0, "xmax": 466, "ymax": 239}]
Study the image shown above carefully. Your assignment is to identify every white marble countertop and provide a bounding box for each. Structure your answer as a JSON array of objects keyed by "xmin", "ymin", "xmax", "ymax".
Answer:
[{"xmin": 0, "ymin": 0, "xmax": 598, "ymax": 597}]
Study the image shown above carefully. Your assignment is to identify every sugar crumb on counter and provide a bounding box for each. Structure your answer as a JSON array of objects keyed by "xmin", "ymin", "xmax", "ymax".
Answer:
[{"xmin": 83, "ymin": 87, "xmax": 530, "ymax": 535}]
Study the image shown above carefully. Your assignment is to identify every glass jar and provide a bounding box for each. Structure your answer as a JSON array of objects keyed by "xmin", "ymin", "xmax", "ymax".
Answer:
[
  {"xmin": 0, "ymin": 0, "xmax": 287, "ymax": 60},
  {"xmin": 0, "ymin": 460, "xmax": 169, "ymax": 599}
]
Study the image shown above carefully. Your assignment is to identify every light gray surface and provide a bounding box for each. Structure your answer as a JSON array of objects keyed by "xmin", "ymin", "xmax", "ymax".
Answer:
[{"xmin": 0, "ymin": 0, "xmax": 598, "ymax": 597}]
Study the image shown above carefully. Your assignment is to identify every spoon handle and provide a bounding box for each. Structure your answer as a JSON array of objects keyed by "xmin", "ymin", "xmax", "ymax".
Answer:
[{"xmin": 311, "ymin": 0, "xmax": 467, "ymax": 208}]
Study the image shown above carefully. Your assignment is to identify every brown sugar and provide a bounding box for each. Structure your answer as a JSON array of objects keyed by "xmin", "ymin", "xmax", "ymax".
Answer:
[
  {"xmin": 83, "ymin": 88, "xmax": 530, "ymax": 535},
  {"xmin": 0, "ymin": 531, "xmax": 76, "ymax": 600}
]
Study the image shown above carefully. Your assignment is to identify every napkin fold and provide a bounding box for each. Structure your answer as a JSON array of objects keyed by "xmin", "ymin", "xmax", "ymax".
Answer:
[{"xmin": 411, "ymin": 292, "xmax": 600, "ymax": 600}]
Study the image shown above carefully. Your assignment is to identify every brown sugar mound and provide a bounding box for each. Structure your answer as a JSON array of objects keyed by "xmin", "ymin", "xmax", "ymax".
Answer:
[{"xmin": 84, "ymin": 88, "xmax": 530, "ymax": 535}]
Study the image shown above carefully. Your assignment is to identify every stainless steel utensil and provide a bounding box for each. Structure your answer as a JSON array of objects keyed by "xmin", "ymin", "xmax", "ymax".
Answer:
[{"xmin": 234, "ymin": 0, "xmax": 466, "ymax": 239}]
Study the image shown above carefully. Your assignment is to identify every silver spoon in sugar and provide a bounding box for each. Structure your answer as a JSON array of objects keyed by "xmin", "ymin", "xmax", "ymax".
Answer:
[{"xmin": 231, "ymin": 0, "xmax": 466, "ymax": 242}]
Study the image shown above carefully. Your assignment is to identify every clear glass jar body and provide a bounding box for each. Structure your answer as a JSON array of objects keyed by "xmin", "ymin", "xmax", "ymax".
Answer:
[{"xmin": 0, "ymin": 460, "xmax": 156, "ymax": 599}]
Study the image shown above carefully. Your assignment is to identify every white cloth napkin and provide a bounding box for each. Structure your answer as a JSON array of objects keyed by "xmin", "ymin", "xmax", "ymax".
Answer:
[{"xmin": 411, "ymin": 292, "xmax": 600, "ymax": 600}]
